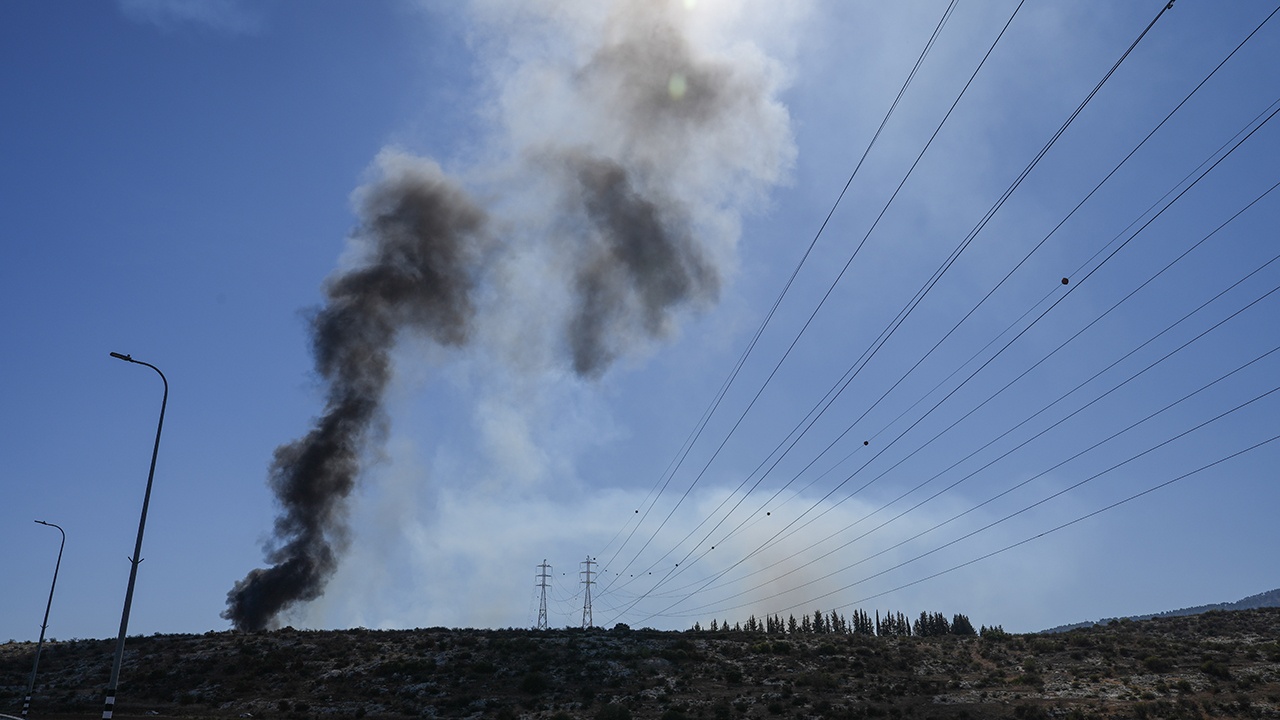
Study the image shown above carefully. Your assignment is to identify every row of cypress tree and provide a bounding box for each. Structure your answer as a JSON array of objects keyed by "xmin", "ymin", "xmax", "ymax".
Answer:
[{"xmin": 691, "ymin": 609, "xmax": 982, "ymax": 637}]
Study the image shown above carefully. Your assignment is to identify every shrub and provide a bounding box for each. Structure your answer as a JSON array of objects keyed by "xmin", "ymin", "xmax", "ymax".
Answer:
[
  {"xmin": 796, "ymin": 671, "xmax": 837, "ymax": 689},
  {"xmin": 520, "ymin": 671, "xmax": 550, "ymax": 695},
  {"xmin": 1012, "ymin": 703, "xmax": 1049, "ymax": 719},
  {"xmin": 1200, "ymin": 660, "xmax": 1231, "ymax": 680},
  {"xmin": 596, "ymin": 702, "xmax": 632, "ymax": 720},
  {"xmin": 1142, "ymin": 655, "xmax": 1173, "ymax": 673}
]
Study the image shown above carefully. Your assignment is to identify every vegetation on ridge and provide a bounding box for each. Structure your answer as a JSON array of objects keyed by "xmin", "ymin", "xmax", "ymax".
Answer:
[{"xmin": 2, "ymin": 608, "xmax": 1278, "ymax": 719}]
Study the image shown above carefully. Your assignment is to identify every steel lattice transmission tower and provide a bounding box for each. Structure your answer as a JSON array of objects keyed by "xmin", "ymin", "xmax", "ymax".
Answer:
[
  {"xmin": 580, "ymin": 556, "xmax": 596, "ymax": 629},
  {"xmin": 535, "ymin": 560, "xmax": 551, "ymax": 631}
]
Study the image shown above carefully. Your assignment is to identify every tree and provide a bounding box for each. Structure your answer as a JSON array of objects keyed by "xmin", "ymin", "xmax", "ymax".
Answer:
[
  {"xmin": 951, "ymin": 614, "xmax": 977, "ymax": 636},
  {"xmin": 913, "ymin": 611, "xmax": 951, "ymax": 637},
  {"xmin": 880, "ymin": 611, "xmax": 911, "ymax": 637},
  {"xmin": 788, "ymin": 614, "xmax": 798, "ymax": 634},
  {"xmin": 852, "ymin": 610, "xmax": 874, "ymax": 635}
]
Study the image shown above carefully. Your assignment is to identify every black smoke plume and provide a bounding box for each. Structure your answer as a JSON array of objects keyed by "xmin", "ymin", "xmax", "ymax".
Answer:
[
  {"xmin": 568, "ymin": 154, "xmax": 718, "ymax": 376},
  {"xmin": 223, "ymin": 160, "xmax": 487, "ymax": 630},
  {"xmin": 224, "ymin": 0, "xmax": 795, "ymax": 630}
]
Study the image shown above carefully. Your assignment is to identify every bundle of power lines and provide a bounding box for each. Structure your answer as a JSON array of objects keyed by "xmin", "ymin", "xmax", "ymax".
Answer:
[{"xmin": 544, "ymin": 1, "xmax": 1280, "ymax": 631}]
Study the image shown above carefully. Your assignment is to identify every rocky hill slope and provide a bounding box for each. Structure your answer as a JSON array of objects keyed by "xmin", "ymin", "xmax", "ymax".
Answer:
[
  {"xmin": 1045, "ymin": 587, "xmax": 1280, "ymax": 634},
  {"xmin": 3, "ymin": 609, "xmax": 1279, "ymax": 720}
]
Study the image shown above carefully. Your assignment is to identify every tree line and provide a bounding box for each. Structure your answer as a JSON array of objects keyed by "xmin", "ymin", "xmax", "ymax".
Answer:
[{"xmin": 691, "ymin": 610, "xmax": 1003, "ymax": 638}]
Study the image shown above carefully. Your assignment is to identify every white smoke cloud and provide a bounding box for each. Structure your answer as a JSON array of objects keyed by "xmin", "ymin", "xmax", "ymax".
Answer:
[
  {"xmin": 467, "ymin": 0, "xmax": 796, "ymax": 372},
  {"xmin": 273, "ymin": 0, "xmax": 800, "ymax": 630}
]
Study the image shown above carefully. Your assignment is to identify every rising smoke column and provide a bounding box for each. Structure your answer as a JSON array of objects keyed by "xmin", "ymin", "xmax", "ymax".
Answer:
[
  {"xmin": 225, "ymin": 0, "xmax": 796, "ymax": 630},
  {"xmin": 223, "ymin": 157, "xmax": 487, "ymax": 631},
  {"xmin": 532, "ymin": 0, "xmax": 791, "ymax": 374}
]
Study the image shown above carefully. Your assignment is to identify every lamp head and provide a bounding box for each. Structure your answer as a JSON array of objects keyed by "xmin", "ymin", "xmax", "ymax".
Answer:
[{"xmin": 110, "ymin": 352, "xmax": 132, "ymax": 362}]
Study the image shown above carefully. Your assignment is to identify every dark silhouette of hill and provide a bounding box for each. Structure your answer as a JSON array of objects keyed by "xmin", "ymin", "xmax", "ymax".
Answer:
[
  {"xmin": 3, "ymin": 608, "xmax": 1279, "ymax": 719},
  {"xmin": 1044, "ymin": 587, "xmax": 1280, "ymax": 634}
]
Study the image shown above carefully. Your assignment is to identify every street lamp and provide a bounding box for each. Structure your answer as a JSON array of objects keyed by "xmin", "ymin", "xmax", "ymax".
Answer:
[
  {"xmin": 103, "ymin": 352, "xmax": 168, "ymax": 720},
  {"xmin": 22, "ymin": 520, "xmax": 64, "ymax": 719}
]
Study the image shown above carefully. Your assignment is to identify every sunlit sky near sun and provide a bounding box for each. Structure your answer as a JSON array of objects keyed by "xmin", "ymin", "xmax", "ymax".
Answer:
[{"xmin": 2, "ymin": 0, "xmax": 1278, "ymax": 643}]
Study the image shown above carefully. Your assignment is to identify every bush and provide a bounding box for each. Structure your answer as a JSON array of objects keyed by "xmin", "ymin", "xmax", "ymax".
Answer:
[
  {"xmin": 1012, "ymin": 703, "xmax": 1050, "ymax": 719},
  {"xmin": 1200, "ymin": 660, "xmax": 1231, "ymax": 680},
  {"xmin": 796, "ymin": 671, "xmax": 837, "ymax": 689},
  {"xmin": 520, "ymin": 671, "xmax": 550, "ymax": 695},
  {"xmin": 596, "ymin": 702, "xmax": 632, "ymax": 720}
]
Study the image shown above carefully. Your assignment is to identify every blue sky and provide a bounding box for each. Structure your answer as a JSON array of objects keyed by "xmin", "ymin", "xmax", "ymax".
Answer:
[{"xmin": 2, "ymin": 0, "xmax": 1278, "ymax": 643}]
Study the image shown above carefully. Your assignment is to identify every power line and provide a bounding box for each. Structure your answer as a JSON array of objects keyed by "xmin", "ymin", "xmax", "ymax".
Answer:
[
  {"xmin": 604, "ymin": 3, "xmax": 1208, "ymax": 620},
  {"xmin": 701, "ymin": 172, "xmax": 1280, "ymax": 588},
  {"xmin": 638, "ymin": 243, "xmax": 1280, "ymax": 613},
  {"xmin": 664, "ymin": 324, "xmax": 1280, "ymax": 620},
  {"xmin": 642, "ymin": 87, "xmax": 1279, "ymax": 609},
  {"xmin": 603, "ymin": 0, "xmax": 1030, "ymax": 599},
  {"xmin": 780, "ymin": 432, "xmax": 1280, "ymax": 619},
  {"xmin": 599, "ymin": 0, "xmax": 964, "ymax": 582},
  {"xmin": 681, "ymin": 379, "xmax": 1280, "ymax": 620},
  {"xmin": 604, "ymin": 100, "xmax": 1280, "ymax": 626}
]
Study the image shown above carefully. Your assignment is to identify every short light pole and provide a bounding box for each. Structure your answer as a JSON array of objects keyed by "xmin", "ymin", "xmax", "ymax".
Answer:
[
  {"xmin": 103, "ymin": 352, "xmax": 168, "ymax": 720},
  {"xmin": 22, "ymin": 520, "xmax": 64, "ymax": 719}
]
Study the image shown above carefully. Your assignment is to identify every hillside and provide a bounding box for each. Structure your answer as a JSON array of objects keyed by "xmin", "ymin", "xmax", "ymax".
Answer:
[
  {"xmin": 1045, "ymin": 588, "xmax": 1280, "ymax": 634},
  {"xmin": 3, "ymin": 609, "xmax": 1279, "ymax": 720}
]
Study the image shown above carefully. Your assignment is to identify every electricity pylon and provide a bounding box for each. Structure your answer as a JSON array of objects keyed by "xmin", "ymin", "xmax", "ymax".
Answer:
[
  {"xmin": 536, "ymin": 560, "xmax": 551, "ymax": 630},
  {"xmin": 580, "ymin": 556, "xmax": 596, "ymax": 629}
]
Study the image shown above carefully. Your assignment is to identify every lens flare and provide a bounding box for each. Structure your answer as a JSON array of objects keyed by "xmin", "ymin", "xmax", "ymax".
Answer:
[{"xmin": 668, "ymin": 72, "xmax": 688, "ymax": 100}]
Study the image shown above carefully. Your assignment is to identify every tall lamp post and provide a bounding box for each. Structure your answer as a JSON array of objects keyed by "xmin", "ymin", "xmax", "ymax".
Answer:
[
  {"xmin": 103, "ymin": 352, "xmax": 167, "ymax": 720},
  {"xmin": 22, "ymin": 520, "xmax": 64, "ymax": 719}
]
